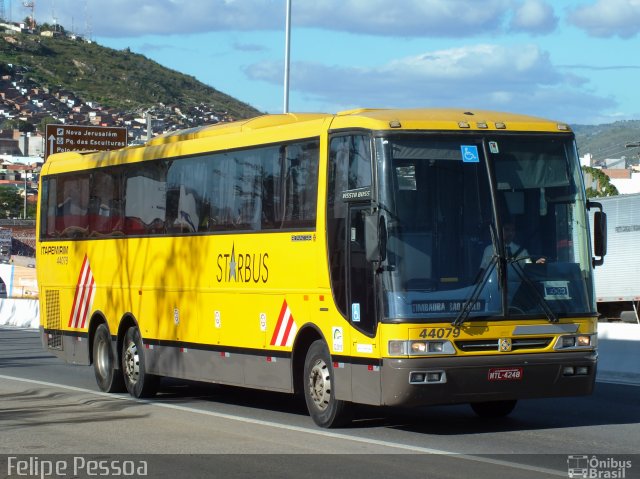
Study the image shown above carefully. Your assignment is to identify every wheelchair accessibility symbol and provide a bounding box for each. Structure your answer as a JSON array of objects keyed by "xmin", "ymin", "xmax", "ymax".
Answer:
[{"xmin": 461, "ymin": 145, "xmax": 479, "ymax": 163}]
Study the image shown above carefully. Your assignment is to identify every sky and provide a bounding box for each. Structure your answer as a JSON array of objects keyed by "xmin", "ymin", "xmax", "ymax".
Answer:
[{"xmin": 7, "ymin": 0, "xmax": 640, "ymax": 125}]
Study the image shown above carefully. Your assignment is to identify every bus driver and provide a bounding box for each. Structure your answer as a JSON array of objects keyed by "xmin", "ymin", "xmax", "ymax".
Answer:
[{"xmin": 480, "ymin": 222, "xmax": 546, "ymax": 270}]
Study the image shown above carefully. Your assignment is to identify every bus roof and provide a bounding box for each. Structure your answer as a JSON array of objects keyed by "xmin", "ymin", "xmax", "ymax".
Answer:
[
  {"xmin": 43, "ymin": 108, "xmax": 572, "ymax": 172},
  {"xmin": 144, "ymin": 108, "xmax": 570, "ymax": 147}
]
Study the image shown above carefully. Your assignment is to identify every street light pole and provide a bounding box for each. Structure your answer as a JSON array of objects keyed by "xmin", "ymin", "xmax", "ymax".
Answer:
[
  {"xmin": 283, "ymin": 0, "xmax": 291, "ymax": 113},
  {"xmin": 23, "ymin": 170, "xmax": 27, "ymax": 219}
]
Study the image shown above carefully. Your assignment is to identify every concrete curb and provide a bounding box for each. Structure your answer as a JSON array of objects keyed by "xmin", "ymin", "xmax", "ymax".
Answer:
[{"xmin": 0, "ymin": 298, "xmax": 39, "ymax": 329}]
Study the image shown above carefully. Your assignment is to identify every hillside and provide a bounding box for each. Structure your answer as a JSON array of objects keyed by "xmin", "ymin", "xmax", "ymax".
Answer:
[
  {"xmin": 573, "ymin": 121, "xmax": 640, "ymax": 164},
  {"xmin": 0, "ymin": 31, "xmax": 261, "ymax": 119}
]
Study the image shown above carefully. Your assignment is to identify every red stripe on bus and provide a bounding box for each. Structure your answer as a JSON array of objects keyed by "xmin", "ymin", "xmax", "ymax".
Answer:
[
  {"xmin": 73, "ymin": 262, "xmax": 92, "ymax": 328},
  {"xmin": 79, "ymin": 275, "xmax": 95, "ymax": 329},
  {"xmin": 270, "ymin": 300, "xmax": 289, "ymax": 345},
  {"xmin": 68, "ymin": 255, "xmax": 89, "ymax": 327},
  {"xmin": 281, "ymin": 310, "xmax": 295, "ymax": 346}
]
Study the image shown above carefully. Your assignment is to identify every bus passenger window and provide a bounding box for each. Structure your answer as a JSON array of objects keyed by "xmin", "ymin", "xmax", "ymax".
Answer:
[
  {"xmin": 281, "ymin": 141, "xmax": 319, "ymax": 229},
  {"xmin": 124, "ymin": 167, "xmax": 167, "ymax": 236},
  {"xmin": 89, "ymin": 171, "xmax": 122, "ymax": 236},
  {"xmin": 57, "ymin": 175, "xmax": 90, "ymax": 238}
]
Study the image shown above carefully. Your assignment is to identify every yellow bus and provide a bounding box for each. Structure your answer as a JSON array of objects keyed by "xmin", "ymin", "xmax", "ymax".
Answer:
[{"xmin": 37, "ymin": 108, "xmax": 606, "ymax": 427}]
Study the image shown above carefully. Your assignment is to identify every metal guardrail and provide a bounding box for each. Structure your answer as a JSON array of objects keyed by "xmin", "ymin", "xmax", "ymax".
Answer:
[{"xmin": 0, "ymin": 219, "xmax": 36, "ymax": 227}]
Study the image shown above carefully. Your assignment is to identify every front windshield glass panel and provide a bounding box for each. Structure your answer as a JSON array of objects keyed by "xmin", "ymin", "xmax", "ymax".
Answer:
[{"xmin": 377, "ymin": 134, "xmax": 595, "ymax": 322}]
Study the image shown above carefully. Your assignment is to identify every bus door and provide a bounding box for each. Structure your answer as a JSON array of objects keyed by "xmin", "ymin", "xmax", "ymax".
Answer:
[
  {"xmin": 348, "ymin": 205, "xmax": 376, "ymax": 334},
  {"xmin": 347, "ymin": 204, "xmax": 380, "ymax": 404}
]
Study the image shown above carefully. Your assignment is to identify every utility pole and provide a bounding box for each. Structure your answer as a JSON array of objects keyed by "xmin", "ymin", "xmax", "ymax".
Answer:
[
  {"xmin": 23, "ymin": 171, "xmax": 27, "ymax": 219},
  {"xmin": 283, "ymin": 0, "xmax": 291, "ymax": 113}
]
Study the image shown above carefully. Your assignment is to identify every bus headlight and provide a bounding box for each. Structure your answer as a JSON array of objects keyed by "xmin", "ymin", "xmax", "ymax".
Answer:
[
  {"xmin": 409, "ymin": 340, "xmax": 455, "ymax": 355},
  {"xmin": 388, "ymin": 340, "xmax": 455, "ymax": 356},
  {"xmin": 554, "ymin": 334, "xmax": 596, "ymax": 350},
  {"xmin": 388, "ymin": 341, "xmax": 407, "ymax": 356}
]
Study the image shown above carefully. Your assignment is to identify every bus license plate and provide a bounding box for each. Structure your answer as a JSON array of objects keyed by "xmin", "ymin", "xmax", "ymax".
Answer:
[{"xmin": 488, "ymin": 367, "xmax": 523, "ymax": 381}]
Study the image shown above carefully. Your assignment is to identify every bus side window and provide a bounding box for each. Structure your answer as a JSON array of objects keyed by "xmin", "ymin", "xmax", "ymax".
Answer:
[
  {"xmin": 43, "ymin": 178, "xmax": 57, "ymax": 238},
  {"xmin": 281, "ymin": 141, "xmax": 319, "ymax": 229},
  {"xmin": 57, "ymin": 175, "xmax": 90, "ymax": 238},
  {"xmin": 124, "ymin": 166, "xmax": 167, "ymax": 236}
]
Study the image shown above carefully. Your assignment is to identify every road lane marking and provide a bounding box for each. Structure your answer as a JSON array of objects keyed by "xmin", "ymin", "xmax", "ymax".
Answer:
[{"xmin": 0, "ymin": 373, "xmax": 566, "ymax": 477}]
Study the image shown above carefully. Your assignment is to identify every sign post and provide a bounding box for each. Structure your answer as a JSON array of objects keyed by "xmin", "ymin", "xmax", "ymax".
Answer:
[{"xmin": 45, "ymin": 124, "xmax": 127, "ymax": 161}]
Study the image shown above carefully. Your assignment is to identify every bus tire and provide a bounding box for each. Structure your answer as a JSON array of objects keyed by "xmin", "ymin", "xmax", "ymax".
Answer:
[
  {"xmin": 93, "ymin": 323, "xmax": 125, "ymax": 393},
  {"xmin": 122, "ymin": 326, "xmax": 159, "ymax": 398},
  {"xmin": 470, "ymin": 399, "xmax": 517, "ymax": 418},
  {"xmin": 303, "ymin": 340, "xmax": 351, "ymax": 428}
]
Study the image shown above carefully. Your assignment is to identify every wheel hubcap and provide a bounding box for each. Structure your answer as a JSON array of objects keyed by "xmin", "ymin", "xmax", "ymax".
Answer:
[
  {"xmin": 123, "ymin": 340, "xmax": 140, "ymax": 383},
  {"xmin": 96, "ymin": 338, "xmax": 109, "ymax": 378},
  {"xmin": 308, "ymin": 358, "xmax": 331, "ymax": 411}
]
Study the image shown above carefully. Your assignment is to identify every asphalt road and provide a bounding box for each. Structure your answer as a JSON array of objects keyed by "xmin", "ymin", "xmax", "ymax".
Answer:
[{"xmin": 1, "ymin": 327, "xmax": 639, "ymax": 479}]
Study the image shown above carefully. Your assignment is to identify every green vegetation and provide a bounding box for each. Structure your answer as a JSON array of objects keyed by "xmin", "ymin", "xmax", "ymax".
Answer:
[
  {"xmin": 582, "ymin": 166, "xmax": 619, "ymax": 198},
  {"xmin": 0, "ymin": 32, "xmax": 261, "ymax": 118},
  {"xmin": 0, "ymin": 186, "xmax": 34, "ymax": 219}
]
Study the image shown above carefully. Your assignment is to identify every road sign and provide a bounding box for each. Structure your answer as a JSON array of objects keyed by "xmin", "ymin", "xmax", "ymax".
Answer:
[{"xmin": 45, "ymin": 124, "xmax": 128, "ymax": 160}]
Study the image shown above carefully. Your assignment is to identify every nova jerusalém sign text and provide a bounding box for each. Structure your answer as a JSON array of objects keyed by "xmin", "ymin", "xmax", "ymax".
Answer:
[{"xmin": 45, "ymin": 124, "xmax": 128, "ymax": 160}]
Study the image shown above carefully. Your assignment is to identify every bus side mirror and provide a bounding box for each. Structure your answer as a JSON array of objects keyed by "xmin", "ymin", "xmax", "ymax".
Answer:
[
  {"xmin": 364, "ymin": 214, "xmax": 386, "ymax": 262},
  {"xmin": 588, "ymin": 201, "xmax": 607, "ymax": 267}
]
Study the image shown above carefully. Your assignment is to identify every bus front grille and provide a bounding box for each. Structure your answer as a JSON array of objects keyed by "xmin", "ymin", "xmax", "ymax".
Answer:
[{"xmin": 455, "ymin": 337, "xmax": 552, "ymax": 352}]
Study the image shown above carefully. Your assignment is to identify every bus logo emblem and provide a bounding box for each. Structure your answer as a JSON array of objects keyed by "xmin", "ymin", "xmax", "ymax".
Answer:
[{"xmin": 499, "ymin": 338, "xmax": 512, "ymax": 352}]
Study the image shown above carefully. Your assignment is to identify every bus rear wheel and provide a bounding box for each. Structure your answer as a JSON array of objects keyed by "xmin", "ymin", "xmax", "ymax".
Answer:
[
  {"xmin": 303, "ymin": 340, "xmax": 351, "ymax": 428},
  {"xmin": 93, "ymin": 323, "xmax": 125, "ymax": 393},
  {"xmin": 122, "ymin": 326, "xmax": 159, "ymax": 398},
  {"xmin": 470, "ymin": 399, "xmax": 517, "ymax": 418}
]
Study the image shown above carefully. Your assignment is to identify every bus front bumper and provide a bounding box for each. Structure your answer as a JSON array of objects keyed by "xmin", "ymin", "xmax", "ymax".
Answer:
[{"xmin": 380, "ymin": 351, "xmax": 597, "ymax": 407}]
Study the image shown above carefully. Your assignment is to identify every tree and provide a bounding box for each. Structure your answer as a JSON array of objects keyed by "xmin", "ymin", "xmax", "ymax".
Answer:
[
  {"xmin": 0, "ymin": 186, "xmax": 23, "ymax": 219},
  {"xmin": 582, "ymin": 166, "xmax": 619, "ymax": 198},
  {"xmin": 2, "ymin": 119, "xmax": 35, "ymax": 133},
  {"xmin": 39, "ymin": 116, "xmax": 58, "ymax": 133}
]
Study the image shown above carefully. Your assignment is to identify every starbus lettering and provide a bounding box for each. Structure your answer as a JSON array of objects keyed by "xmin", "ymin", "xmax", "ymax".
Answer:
[{"xmin": 216, "ymin": 244, "xmax": 269, "ymax": 283}]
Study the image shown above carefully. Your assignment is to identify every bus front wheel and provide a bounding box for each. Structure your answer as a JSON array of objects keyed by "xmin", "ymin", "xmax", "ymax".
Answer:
[
  {"xmin": 122, "ymin": 327, "xmax": 159, "ymax": 398},
  {"xmin": 470, "ymin": 399, "xmax": 517, "ymax": 418},
  {"xmin": 93, "ymin": 323, "xmax": 125, "ymax": 393},
  {"xmin": 303, "ymin": 340, "xmax": 351, "ymax": 428}
]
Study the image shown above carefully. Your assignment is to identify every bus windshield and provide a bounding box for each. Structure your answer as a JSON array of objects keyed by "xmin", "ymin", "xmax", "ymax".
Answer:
[{"xmin": 376, "ymin": 134, "xmax": 595, "ymax": 322}]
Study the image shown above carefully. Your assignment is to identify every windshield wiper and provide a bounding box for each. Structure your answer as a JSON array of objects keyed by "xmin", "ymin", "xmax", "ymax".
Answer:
[
  {"xmin": 509, "ymin": 259, "xmax": 558, "ymax": 323},
  {"xmin": 453, "ymin": 223, "xmax": 501, "ymax": 327},
  {"xmin": 452, "ymin": 256, "xmax": 497, "ymax": 327}
]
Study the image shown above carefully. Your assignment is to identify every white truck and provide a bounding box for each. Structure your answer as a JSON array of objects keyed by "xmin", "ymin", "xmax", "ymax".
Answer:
[{"xmin": 591, "ymin": 193, "xmax": 640, "ymax": 323}]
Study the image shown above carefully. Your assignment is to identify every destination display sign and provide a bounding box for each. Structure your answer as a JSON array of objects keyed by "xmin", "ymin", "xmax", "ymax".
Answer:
[{"xmin": 45, "ymin": 124, "xmax": 128, "ymax": 160}]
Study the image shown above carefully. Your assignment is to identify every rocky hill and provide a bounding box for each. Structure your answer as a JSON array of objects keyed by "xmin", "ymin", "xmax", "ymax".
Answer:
[
  {"xmin": 573, "ymin": 121, "xmax": 640, "ymax": 165},
  {"xmin": 0, "ymin": 28, "xmax": 261, "ymax": 137}
]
